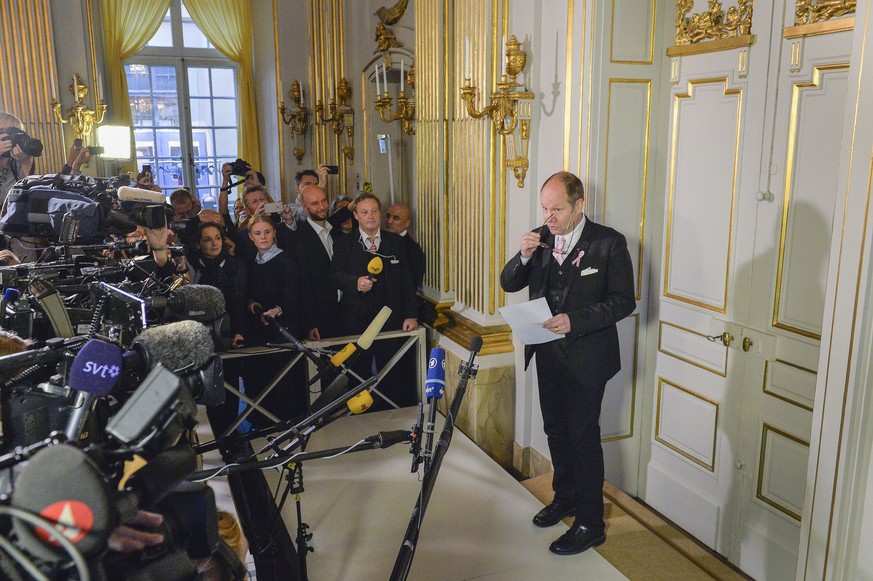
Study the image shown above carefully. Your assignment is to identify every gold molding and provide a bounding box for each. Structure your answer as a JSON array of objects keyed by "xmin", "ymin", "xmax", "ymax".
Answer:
[
  {"xmin": 675, "ymin": 0, "xmax": 753, "ymax": 46},
  {"xmin": 773, "ymin": 63, "xmax": 850, "ymax": 340},
  {"xmin": 563, "ymin": 0, "xmax": 575, "ymax": 169},
  {"xmin": 272, "ymin": 0, "xmax": 286, "ymax": 196},
  {"xmin": 664, "ymin": 77, "xmax": 742, "ymax": 314},
  {"xmin": 794, "ymin": 0, "xmax": 855, "ymax": 27},
  {"xmin": 655, "ymin": 377, "xmax": 719, "ymax": 472},
  {"xmin": 604, "ymin": 78, "xmax": 651, "ymax": 300},
  {"xmin": 418, "ymin": 294, "xmax": 454, "ymax": 328},
  {"xmin": 438, "ymin": 309, "xmax": 513, "ymax": 355},
  {"xmin": 666, "ymin": 34, "xmax": 756, "ymax": 57},
  {"xmin": 784, "ymin": 16, "xmax": 855, "ymax": 38},
  {"xmin": 610, "ymin": 0, "xmax": 656, "ymax": 65},
  {"xmin": 603, "ymin": 314, "xmax": 640, "ymax": 443},
  {"xmin": 756, "ymin": 423, "xmax": 809, "ymax": 521},
  {"xmin": 762, "ymin": 360, "xmax": 816, "ymax": 412},
  {"xmin": 658, "ymin": 321, "xmax": 728, "ymax": 377}
]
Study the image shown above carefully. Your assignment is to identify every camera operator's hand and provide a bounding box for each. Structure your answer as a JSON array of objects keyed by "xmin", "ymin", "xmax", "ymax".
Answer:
[
  {"xmin": 65, "ymin": 142, "xmax": 83, "ymax": 167},
  {"xmin": 281, "ymin": 203, "xmax": 295, "ymax": 224},
  {"xmin": 221, "ymin": 162, "xmax": 233, "ymax": 184},
  {"xmin": 144, "ymin": 224, "xmax": 170, "ymax": 267},
  {"xmin": 316, "ymin": 164, "xmax": 329, "ymax": 188},
  {"xmin": 0, "ymin": 136, "xmax": 34, "ymax": 176},
  {"xmin": 107, "ymin": 510, "xmax": 165, "ymax": 553},
  {"xmin": 261, "ymin": 306, "xmax": 281, "ymax": 325},
  {"xmin": 0, "ymin": 249, "xmax": 21, "ymax": 266},
  {"xmin": 232, "ymin": 333, "xmax": 245, "ymax": 348},
  {"xmin": 71, "ymin": 147, "xmax": 91, "ymax": 173}
]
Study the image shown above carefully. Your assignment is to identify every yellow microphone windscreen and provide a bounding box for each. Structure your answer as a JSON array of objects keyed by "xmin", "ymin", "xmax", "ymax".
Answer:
[
  {"xmin": 330, "ymin": 344, "xmax": 357, "ymax": 367},
  {"xmin": 367, "ymin": 256, "xmax": 384, "ymax": 275},
  {"xmin": 347, "ymin": 390, "xmax": 374, "ymax": 414}
]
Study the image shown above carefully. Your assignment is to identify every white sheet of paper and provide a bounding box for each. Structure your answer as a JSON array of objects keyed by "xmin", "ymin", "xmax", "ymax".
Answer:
[{"xmin": 498, "ymin": 297, "xmax": 564, "ymax": 345}]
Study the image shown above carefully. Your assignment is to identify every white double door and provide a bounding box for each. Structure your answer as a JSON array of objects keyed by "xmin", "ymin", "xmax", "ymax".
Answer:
[{"xmin": 644, "ymin": 3, "xmax": 852, "ymax": 579}]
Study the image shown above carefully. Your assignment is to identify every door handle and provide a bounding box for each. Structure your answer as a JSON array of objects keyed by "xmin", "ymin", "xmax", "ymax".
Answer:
[
  {"xmin": 742, "ymin": 337, "xmax": 753, "ymax": 352},
  {"xmin": 720, "ymin": 332, "xmax": 734, "ymax": 347}
]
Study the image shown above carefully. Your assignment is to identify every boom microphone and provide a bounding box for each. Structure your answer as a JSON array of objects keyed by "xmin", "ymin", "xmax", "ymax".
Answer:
[
  {"xmin": 117, "ymin": 185, "xmax": 168, "ymax": 205},
  {"xmin": 309, "ymin": 374, "xmax": 374, "ymax": 416},
  {"xmin": 129, "ymin": 320, "xmax": 214, "ymax": 374},
  {"xmin": 146, "ymin": 284, "xmax": 226, "ymax": 322}
]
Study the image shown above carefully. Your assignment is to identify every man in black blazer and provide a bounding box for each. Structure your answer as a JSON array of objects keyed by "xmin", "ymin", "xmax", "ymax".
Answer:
[
  {"xmin": 289, "ymin": 185, "xmax": 341, "ymax": 340},
  {"xmin": 386, "ymin": 202, "xmax": 426, "ymax": 291},
  {"xmin": 500, "ymin": 171, "xmax": 635, "ymax": 556},
  {"xmin": 330, "ymin": 193, "xmax": 419, "ymax": 409}
]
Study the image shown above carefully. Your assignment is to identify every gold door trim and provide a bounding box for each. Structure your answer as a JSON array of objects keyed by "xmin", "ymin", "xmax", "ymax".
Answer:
[
  {"xmin": 772, "ymin": 64, "xmax": 850, "ymax": 340},
  {"xmin": 609, "ymin": 0, "xmax": 656, "ymax": 65},
  {"xmin": 784, "ymin": 17, "xmax": 855, "ymax": 38},
  {"xmin": 667, "ymin": 35, "xmax": 756, "ymax": 57},
  {"xmin": 603, "ymin": 314, "xmax": 640, "ymax": 443},
  {"xmin": 655, "ymin": 377, "xmax": 719, "ymax": 472},
  {"xmin": 658, "ymin": 321, "xmax": 728, "ymax": 377},
  {"xmin": 756, "ymin": 423, "xmax": 809, "ymax": 521},
  {"xmin": 664, "ymin": 77, "xmax": 742, "ymax": 314},
  {"xmin": 762, "ymin": 359, "xmax": 816, "ymax": 412}
]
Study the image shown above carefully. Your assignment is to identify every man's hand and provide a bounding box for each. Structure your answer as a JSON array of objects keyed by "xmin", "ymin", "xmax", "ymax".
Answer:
[
  {"xmin": 221, "ymin": 162, "xmax": 233, "ymax": 183},
  {"xmin": 231, "ymin": 333, "xmax": 245, "ymax": 347},
  {"xmin": 402, "ymin": 318, "xmax": 418, "ymax": 332},
  {"xmin": 281, "ymin": 203, "xmax": 295, "ymax": 224},
  {"xmin": 71, "ymin": 148, "xmax": 91, "ymax": 172},
  {"xmin": 357, "ymin": 275, "xmax": 374, "ymax": 293},
  {"xmin": 316, "ymin": 164, "xmax": 329, "ymax": 188},
  {"xmin": 308, "ymin": 328, "xmax": 321, "ymax": 341},
  {"xmin": 9, "ymin": 144, "xmax": 34, "ymax": 175},
  {"xmin": 144, "ymin": 225, "xmax": 170, "ymax": 267},
  {"xmin": 519, "ymin": 231, "xmax": 543, "ymax": 259},
  {"xmin": 107, "ymin": 511, "xmax": 165, "ymax": 553},
  {"xmin": 65, "ymin": 142, "xmax": 83, "ymax": 167},
  {"xmin": 543, "ymin": 313, "xmax": 570, "ymax": 335},
  {"xmin": 261, "ymin": 307, "xmax": 281, "ymax": 325},
  {"xmin": 0, "ymin": 135, "xmax": 13, "ymax": 158}
]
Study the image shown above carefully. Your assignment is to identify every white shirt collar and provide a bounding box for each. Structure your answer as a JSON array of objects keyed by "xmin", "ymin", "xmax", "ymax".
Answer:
[
  {"xmin": 359, "ymin": 228, "xmax": 380, "ymax": 244},
  {"xmin": 399, "ymin": 229, "xmax": 408, "ymax": 237},
  {"xmin": 557, "ymin": 214, "xmax": 586, "ymax": 250},
  {"xmin": 308, "ymin": 216, "xmax": 332, "ymax": 235}
]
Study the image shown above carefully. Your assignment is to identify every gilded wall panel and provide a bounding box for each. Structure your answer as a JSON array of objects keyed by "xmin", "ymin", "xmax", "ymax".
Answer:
[
  {"xmin": 773, "ymin": 65, "xmax": 849, "ymax": 339},
  {"xmin": 756, "ymin": 423, "xmax": 809, "ymax": 521},
  {"xmin": 655, "ymin": 377, "xmax": 719, "ymax": 471},
  {"xmin": 611, "ymin": 0, "xmax": 656, "ymax": 64},
  {"xmin": 0, "ymin": 0, "xmax": 65, "ymax": 169},
  {"xmin": 664, "ymin": 79, "xmax": 741, "ymax": 313}
]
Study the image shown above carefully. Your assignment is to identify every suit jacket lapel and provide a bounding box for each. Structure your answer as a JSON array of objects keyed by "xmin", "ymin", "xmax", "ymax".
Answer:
[{"xmin": 560, "ymin": 220, "xmax": 594, "ymax": 306}]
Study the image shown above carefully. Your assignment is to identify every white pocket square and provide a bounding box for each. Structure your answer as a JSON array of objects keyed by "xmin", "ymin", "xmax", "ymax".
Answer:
[{"xmin": 579, "ymin": 267, "xmax": 599, "ymax": 276}]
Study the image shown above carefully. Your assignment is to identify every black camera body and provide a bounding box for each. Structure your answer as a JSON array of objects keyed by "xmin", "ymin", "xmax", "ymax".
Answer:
[
  {"xmin": 0, "ymin": 127, "xmax": 43, "ymax": 158},
  {"xmin": 229, "ymin": 158, "xmax": 250, "ymax": 177}
]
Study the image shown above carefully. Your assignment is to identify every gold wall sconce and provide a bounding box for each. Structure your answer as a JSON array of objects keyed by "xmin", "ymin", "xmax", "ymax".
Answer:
[
  {"xmin": 51, "ymin": 73, "xmax": 106, "ymax": 140},
  {"xmin": 279, "ymin": 79, "xmax": 310, "ymax": 165},
  {"xmin": 460, "ymin": 35, "xmax": 534, "ymax": 187},
  {"xmin": 315, "ymin": 77, "xmax": 355, "ymax": 165},
  {"xmin": 375, "ymin": 59, "xmax": 415, "ymax": 136}
]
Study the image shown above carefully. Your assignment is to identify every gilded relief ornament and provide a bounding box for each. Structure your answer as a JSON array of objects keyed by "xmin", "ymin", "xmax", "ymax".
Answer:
[
  {"xmin": 375, "ymin": 22, "xmax": 403, "ymax": 69},
  {"xmin": 376, "ymin": 0, "xmax": 409, "ymax": 27},
  {"xmin": 794, "ymin": 0, "xmax": 856, "ymax": 26},
  {"xmin": 676, "ymin": 0, "xmax": 753, "ymax": 45}
]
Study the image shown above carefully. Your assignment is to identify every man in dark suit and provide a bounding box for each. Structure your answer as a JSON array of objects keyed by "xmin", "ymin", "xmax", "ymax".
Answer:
[
  {"xmin": 500, "ymin": 171, "xmax": 635, "ymax": 556},
  {"xmin": 386, "ymin": 202, "xmax": 425, "ymax": 290},
  {"xmin": 289, "ymin": 185, "xmax": 341, "ymax": 340},
  {"xmin": 330, "ymin": 193, "xmax": 419, "ymax": 409}
]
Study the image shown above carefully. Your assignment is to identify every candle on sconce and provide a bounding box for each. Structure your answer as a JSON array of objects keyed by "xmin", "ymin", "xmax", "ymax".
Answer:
[
  {"xmin": 382, "ymin": 62, "xmax": 389, "ymax": 95},
  {"xmin": 375, "ymin": 63, "xmax": 381, "ymax": 94},
  {"xmin": 98, "ymin": 73, "xmax": 104, "ymax": 101},
  {"xmin": 501, "ymin": 35, "xmax": 507, "ymax": 77},
  {"xmin": 465, "ymin": 37, "xmax": 471, "ymax": 80},
  {"xmin": 72, "ymin": 75, "xmax": 79, "ymax": 101},
  {"xmin": 300, "ymin": 85, "xmax": 305, "ymax": 107},
  {"xmin": 51, "ymin": 74, "xmax": 58, "ymax": 101},
  {"xmin": 400, "ymin": 59, "xmax": 405, "ymax": 93}
]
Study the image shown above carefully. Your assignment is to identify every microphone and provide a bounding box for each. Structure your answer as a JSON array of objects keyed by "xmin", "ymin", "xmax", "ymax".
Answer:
[
  {"xmin": 11, "ymin": 444, "xmax": 117, "ymax": 562},
  {"xmin": 28, "ymin": 277, "xmax": 75, "ymax": 338},
  {"xmin": 128, "ymin": 320, "xmax": 214, "ymax": 374},
  {"xmin": 146, "ymin": 284, "xmax": 227, "ymax": 323},
  {"xmin": 367, "ymin": 256, "xmax": 383, "ymax": 281},
  {"xmin": 65, "ymin": 338, "xmax": 125, "ymax": 441},
  {"xmin": 309, "ymin": 374, "xmax": 373, "ymax": 416},
  {"xmin": 306, "ymin": 306, "xmax": 392, "ymax": 395},
  {"xmin": 424, "ymin": 347, "xmax": 446, "ymax": 401},
  {"xmin": 117, "ymin": 185, "xmax": 168, "ymax": 205},
  {"xmin": 421, "ymin": 347, "xmax": 446, "ymax": 471}
]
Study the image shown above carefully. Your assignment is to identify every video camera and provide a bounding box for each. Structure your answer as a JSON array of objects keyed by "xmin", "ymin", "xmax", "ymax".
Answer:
[{"xmin": 0, "ymin": 127, "xmax": 43, "ymax": 158}]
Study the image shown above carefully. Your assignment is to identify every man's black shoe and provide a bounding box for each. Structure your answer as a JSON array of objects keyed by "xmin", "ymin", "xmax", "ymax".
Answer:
[
  {"xmin": 549, "ymin": 524, "xmax": 606, "ymax": 555},
  {"xmin": 532, "ymin": 500, "xmax": 575, "ymax": 528}
]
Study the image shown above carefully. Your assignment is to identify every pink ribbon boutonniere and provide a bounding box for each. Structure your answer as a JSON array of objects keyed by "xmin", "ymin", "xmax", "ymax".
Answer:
[{"xmin": 571, "ymin": 249, "xmax": 585, "ymax": 268}]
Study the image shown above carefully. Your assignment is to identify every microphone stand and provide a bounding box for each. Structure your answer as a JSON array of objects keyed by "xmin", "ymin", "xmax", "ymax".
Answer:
[
  {"xmin": 192, "ymin": 429, "xmax": 413, "ymax": 581},
  {"xmin": 389, "ymin": 338, "xmax": 482, "ymax": 581}
]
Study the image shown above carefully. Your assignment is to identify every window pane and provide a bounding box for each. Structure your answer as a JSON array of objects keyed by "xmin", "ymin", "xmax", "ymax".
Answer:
[
  {"xmin": 190, "ymin": 98, "xmax": 212, "ymax": 126},
  {"xmin": 214, "ymin": 128, "xmax": 237, "ymax": 157},
  {"xmin": 213, "ymin": 99, "xmax": 237, "ymax": 125},
  {"xmin": 181, "ymin": 4, "xmax": 213, "ymax": 48},
  {"xmin": 188, "ymin": 67, "xmax": 211, "ymax": 97},
  {"xmin": 146, "ymin": 8, "xmax": 173, "ymax": 47},
  {"xmin": 211, "ymin": 68, "xmax": 235, "ymax": 97}
]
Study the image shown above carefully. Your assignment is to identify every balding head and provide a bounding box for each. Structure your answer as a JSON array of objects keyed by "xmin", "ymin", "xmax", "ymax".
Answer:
[
  {"xmin": 386, "ymin": 203, "xmax": 411, "ymax": 234},
  {"xmin": 300, "ymin": 185, "xmax": 329, "ymax": 222}
]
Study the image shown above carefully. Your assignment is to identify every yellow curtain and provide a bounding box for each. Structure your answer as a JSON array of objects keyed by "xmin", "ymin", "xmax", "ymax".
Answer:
[
  {"xmin": 100, "ymin": 0, "xmax": 171, "ymax": 127},
  {"xmin": 183, "ymin": 0, "xmax": 261, "ymax": 172}
]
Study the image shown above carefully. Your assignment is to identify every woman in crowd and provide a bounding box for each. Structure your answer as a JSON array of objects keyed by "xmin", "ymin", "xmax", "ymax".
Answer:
[
  {"xmin": 190, "ymin": 221, "xmax": 247, "ymax": 439},
  {"xmin": 0, "ymin": 112, "xmax": 35, "ymax": 204},
  {"xmin": 243, "ymin": 215, "xmax": 305, "ymax": 424}
]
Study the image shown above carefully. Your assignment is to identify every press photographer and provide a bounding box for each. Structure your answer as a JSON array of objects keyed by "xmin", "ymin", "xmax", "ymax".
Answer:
[{"xmin": 0, "ymin": 112, "xmax": 39, "ymax": 205}]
